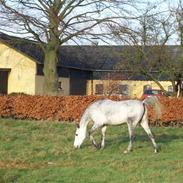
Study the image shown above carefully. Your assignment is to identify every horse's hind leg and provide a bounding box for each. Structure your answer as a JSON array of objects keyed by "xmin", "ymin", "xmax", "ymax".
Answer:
[
  {"xmin": 140, "ymin": 117, "xmax": 158, "ymax": 153},
  {"xmin": 124, "ymin": 122, "xmax": 136, "ymax": 154}
]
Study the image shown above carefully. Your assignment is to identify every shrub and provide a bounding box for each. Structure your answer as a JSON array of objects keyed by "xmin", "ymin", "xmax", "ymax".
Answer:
[{"xmin": 0, "ymin": 95, "xmax": 183, "ymax": 126}]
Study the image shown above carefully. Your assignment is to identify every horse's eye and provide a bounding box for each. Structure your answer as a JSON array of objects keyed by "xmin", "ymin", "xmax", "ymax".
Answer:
[{"xmin": 75, "ymin": 134, "xmax": 78, "ymax": 136}]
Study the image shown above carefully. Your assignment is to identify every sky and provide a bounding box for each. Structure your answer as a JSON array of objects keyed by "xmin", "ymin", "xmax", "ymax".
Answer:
[{"xmin": 0, "ymin": 0, "xmax": 182, "ymax": 45}]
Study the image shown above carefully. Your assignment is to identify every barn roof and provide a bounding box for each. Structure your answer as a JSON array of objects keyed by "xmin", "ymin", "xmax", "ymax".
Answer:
[
  {"xmin": 0, "ymin": 32, "xmax": 182, "ymax": 75},
  {"xmin": 0, "ymin": 32, "xmax": 122, "ymax": 70}
]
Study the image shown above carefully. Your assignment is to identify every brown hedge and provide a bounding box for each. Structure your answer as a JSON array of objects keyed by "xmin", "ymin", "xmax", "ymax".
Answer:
[{"xmin": 0, "ymin": 95, "xmax": 183, "ymax": 126}]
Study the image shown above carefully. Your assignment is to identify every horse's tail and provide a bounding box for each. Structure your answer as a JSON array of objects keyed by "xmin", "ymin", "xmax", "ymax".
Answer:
[{"xmin": 143, "ymin": 96, "xmax": 162, "ymax": 120}]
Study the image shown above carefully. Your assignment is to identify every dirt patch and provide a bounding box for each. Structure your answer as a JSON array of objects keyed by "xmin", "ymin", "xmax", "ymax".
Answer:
[{"xmin": 0, "ymin": 161, "xmax": 46, "ymax": 169}]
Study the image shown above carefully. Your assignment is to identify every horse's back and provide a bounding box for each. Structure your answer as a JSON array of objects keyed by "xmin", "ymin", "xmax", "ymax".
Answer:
[
  {"xmin": 87, "ymin": 99, "xmax": 144, "ymax": 125},
  {"xmin": 90, "ymin": 99, "xmax": 143, "ymax": 110}
]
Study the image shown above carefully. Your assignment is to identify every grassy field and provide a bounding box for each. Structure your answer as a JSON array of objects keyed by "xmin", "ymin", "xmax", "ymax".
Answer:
[{"xmin": 0, "ymin": 118, "xmax": 183, "ymax": 183}]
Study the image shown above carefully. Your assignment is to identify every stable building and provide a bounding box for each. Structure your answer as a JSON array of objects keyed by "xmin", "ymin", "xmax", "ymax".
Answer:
[{"xmin": 0, "ymin": 32, "xmax": 174, "ymax": 97}]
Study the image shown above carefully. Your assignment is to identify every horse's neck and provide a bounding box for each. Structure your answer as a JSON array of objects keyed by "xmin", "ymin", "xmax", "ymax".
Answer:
[
  {"xmin": 79, "ymin": 111, "xmax": 89, "ymax": 129},
  {"xmin": 80, "ymin": 118, "xmax": 89, "ymax": 129}
]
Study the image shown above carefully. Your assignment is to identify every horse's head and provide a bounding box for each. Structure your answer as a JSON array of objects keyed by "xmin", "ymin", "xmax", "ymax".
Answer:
[{"xmin": 73, "ymin": 124, "xmax": 86, "ymax": 149}]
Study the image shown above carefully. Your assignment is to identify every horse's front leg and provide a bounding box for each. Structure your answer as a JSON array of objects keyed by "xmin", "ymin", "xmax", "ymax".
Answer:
[
  {"xmin": 99, "ymin": 126, "xmax": 107, "ymax": 149},
  {"xmin": 88, "ymin": 125, "xmax": 98, "ymax": 148}
]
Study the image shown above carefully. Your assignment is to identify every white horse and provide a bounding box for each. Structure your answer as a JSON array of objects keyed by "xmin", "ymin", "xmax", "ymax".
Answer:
[{"xmin": 74, "ymin": 96, "xmax": 161, "ymax": 153}]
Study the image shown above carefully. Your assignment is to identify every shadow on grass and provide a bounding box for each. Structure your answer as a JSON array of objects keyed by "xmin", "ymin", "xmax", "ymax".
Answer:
[
  {"xmin": 109, "ymin": 133, "xmax": 183, "ymax": 142},
  {"xmin": 80, "ymin": 126, "xmax": 183, "ymax": 150},
  {"xmin": 85, "ymin": 133, "xmax": 183, "ymax": 149}
]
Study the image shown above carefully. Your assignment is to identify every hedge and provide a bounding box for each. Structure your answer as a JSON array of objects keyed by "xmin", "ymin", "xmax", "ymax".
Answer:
[{"xmin": 0, "ymin": 95, "xmax": 183, "ymax": 126}]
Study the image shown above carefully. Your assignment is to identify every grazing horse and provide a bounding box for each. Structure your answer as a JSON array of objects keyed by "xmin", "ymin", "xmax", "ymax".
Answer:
[{"xmin": 74, "ymin": 96, "xmax": 161, "ymax": 153}]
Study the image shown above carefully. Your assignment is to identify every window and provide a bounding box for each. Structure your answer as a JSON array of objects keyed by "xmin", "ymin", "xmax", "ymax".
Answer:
[
  {"xmin": 58, "ymin": 81, "xmax": 63, "ymax": 90},
  {"xmin": 143, "ymin": 85, "xmax": 152, "ymax": 91},
  {"xmin": 95, "ymin": 84, "xmax": 104, "ymax": 95},
  {"xmin": 116, "ymin": 84, "xmax": 129, "ymax": 96},
  {"xmin": 168, "ymin": 85, "xmax": 173, "ymax": 92}
]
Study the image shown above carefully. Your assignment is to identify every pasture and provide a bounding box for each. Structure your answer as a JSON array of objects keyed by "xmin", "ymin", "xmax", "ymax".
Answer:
[{"xmin": 0, "ymin": 118, "xmax": 183, "ymax": 183}]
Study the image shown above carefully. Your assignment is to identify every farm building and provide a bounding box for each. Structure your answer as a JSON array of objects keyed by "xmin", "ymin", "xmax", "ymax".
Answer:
[{"xmin": 0, "ymin": 32, "xmax": 178, "ymax": 97}]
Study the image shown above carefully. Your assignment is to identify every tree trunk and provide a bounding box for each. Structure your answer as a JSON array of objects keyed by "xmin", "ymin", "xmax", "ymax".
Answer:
[
  {"xmin": 43, "ymin": 48, "xmax": 58, "ymax": 95},
  {"xmin": 171, "ymin": 81, "xmax": 178, "ymax": 97}
]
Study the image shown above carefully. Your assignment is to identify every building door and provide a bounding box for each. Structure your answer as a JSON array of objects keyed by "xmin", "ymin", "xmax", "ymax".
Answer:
[
  {"xmin": 0, "ymin": 70, "xmax": 9, "ymax": 94},
  {"xmin": 70, "ymin": 69, "xmax": 91, "ymax": 95}
]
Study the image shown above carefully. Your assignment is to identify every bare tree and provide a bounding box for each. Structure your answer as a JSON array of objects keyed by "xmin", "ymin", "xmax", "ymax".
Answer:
[
  {"xmin": 174, "ymin": 0, "xmax": 183, "ymax": 46},
  {"xmin": 109, "ymin": 2, "xmax": 183, "ymax": 96},
  {"xmin": 0, "ymin": 0, "xmax": 132, "ymax": 95}
]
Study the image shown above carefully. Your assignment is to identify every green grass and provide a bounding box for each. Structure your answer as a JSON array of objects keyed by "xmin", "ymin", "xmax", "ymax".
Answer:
[{"xmin": 0, "ymin": 118, "xmax": 183, "ymax": 183}]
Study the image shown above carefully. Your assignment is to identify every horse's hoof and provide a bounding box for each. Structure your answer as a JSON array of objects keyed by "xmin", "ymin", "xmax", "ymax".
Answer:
[
  {"xmin": 154, "ymin": 149, "xmax": 159, "ymax": 153},
  {"xmin": 100, "ymin": 146, "xmax": 104, "ymax": 150},
  {"xmin": 123, "ymin": 150, "xmax": 129, "ymax": 154},
  {"xmin": 154, "ymin": 146, "xmax": 160, "ymax": 153},
  {"xmin": 96, "ymin": 144, "xmax": 101, "ymax": 150}
]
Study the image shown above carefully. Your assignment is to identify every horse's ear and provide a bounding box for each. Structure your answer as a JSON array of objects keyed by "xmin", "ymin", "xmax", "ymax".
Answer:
[{"xmin": 76, "ymin": 124, "xmax": 80, "ymax": 128}]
